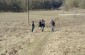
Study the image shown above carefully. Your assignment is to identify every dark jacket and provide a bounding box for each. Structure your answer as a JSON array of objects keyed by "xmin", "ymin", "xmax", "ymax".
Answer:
[
  {"xmin": 51, "ymin": 20, "xmax": 55, "ymax": 26},
  {"xmin": 41, "ymin": 20, "xmax": 45, "ymax": 27},
  {"xmin": 32, "ymin": 22, "xmax": 35, "ymax": 27},
  {"xmin": 39, "ymin": 21, "xmax": 42, "ymax": 27}
]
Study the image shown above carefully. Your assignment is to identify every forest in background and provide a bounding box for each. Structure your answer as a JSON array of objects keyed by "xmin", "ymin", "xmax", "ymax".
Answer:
[{"xmin": 0, "ymin": 0, "xmax": 85, "ymax": 12}]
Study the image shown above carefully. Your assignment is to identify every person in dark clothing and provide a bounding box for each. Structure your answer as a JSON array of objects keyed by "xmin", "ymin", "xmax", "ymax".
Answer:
[
  {"xmin": 41, "ymin": 19, "xmax": 45, "ymax": 32},
  {"xmin": 32, "ymin": 21, "xmax": 35, "ymax": 32},
  {"xmin": 38, "ymin": 20, "xmax": 42, "ymax": 32},
  {"xmin": 51, "ymin": 20, "xmax": 55, "ymax": 31},
  {"xmin": 39, "ymin": 20, "xmax": 42, "ymax": 27}
]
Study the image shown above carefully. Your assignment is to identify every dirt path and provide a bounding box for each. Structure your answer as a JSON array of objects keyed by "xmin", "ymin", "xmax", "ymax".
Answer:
[{"xmin": 21, "ymin": 32, "xmax": 53, "ymax": 55}]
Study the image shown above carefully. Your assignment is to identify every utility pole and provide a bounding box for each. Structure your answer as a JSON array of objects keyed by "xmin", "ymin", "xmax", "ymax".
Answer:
[
  {"xmin": 27, "ymin": 0, "xmax": 30, "ymax": 25},
  {"xmin": 63, "ymin": 0, "xmax": 65, "ymax": 14}
]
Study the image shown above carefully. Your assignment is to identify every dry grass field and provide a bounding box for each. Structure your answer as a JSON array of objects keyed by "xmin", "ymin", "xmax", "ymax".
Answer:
[{"xmin": 0, "ymin": 9, "xmax": 85, "ymax": 55}]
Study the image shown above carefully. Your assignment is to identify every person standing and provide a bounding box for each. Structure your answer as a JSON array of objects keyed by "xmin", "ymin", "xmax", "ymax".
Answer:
[
  {"xmin": 41, "ymin": 19, "xmax": 45, "ymax": 32},
  {"xmin": 51, "ymin": 20, "xmax": 55, "ymax": 31},
  {"xmin": 38, "ymin": 20, "xmax": 42, "ymax": 32},
  {"xmin": 39, "ymin": 20, "xmax": 42, "ymax": 28},
  {"xmin": 32, "ymin": 21, "xmax": 35, "ymax": 32}
]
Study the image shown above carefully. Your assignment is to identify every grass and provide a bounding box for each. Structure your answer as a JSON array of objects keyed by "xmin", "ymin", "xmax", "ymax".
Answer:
[{"xmin": 0, "ymin": 9, "xmax": 85, "ymax": 55}]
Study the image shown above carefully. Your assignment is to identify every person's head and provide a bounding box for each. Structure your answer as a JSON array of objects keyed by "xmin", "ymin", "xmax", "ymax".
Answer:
[
  {"xmin": 42, "ymin": 19, "xmax": 43, "ymax": 21},
  {"xmin": 32, "ymin": 21, "xmax": 34, "ymax": 23},
  {"xmin": 51, "ymin": 20, "xmax": 54, "ymax": 21},
  {"xmin": 42, "ymin": 19, "xmax": 45, "ymax": 22}
]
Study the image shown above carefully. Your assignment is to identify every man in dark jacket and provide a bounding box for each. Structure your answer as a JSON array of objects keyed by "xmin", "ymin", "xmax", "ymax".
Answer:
[
  {"xmin": 39, "ymin": 20, "xmax": 42, "ymax": 27},
  {"xmin": 32, "ymin": 21, "xmax": 35, "ymax": 32},
  {"xmin": 51, "ymin": 20, "xmax": 55, "ymax": 31},
  {"xmin": 41, "ymin": 19, "xmax": 45, "ymax": 32}
]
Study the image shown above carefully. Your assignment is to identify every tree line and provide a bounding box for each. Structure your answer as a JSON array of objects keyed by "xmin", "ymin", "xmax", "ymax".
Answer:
[
  {"xmin": 0, "ymin": 0, "xmax": 85, "ymax": 12},
  {"xmin": 0, "ymin": 0, "xmax": 63, "ymax": 12},
  {"xmin": 64, "ymin": 0, "xmax": 85, "ymax": 10}
]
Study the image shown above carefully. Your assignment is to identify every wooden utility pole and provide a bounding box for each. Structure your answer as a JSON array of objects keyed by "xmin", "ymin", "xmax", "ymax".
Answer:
[
  {"xmin": 63, "ymin": 0, "xmax": 65, "ymax": 14},
  {"xmin": 27, "ymin": 0, "xmax": 30, "ymax": 25}
]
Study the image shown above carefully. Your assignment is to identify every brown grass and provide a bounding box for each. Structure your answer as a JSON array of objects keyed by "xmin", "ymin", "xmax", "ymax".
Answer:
[{"xmin": 0, "ymin": 9, "xmax": 85, "ymax": 55}]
